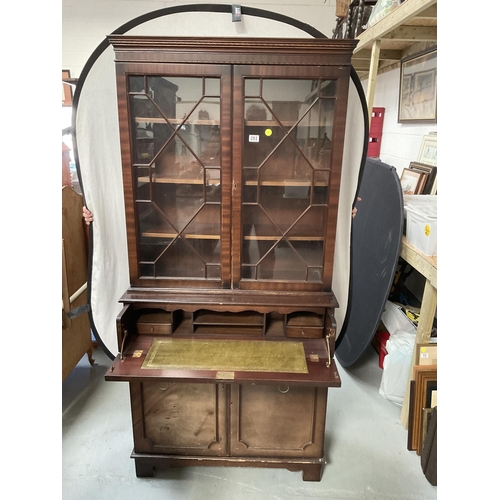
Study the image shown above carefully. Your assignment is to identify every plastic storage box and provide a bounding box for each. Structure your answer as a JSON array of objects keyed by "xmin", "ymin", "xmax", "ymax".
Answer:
[{"xmin": 405, "ymin": 196, "xmax": 437, "ymax": 256}]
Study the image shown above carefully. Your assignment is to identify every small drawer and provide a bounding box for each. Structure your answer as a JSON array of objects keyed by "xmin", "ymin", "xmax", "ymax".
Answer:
[
  {"xmin": 285, "ymin": 327, "xmax": 323, "ymax": 339},
  {"xmin": 136, "ymin": 310, "xmax": 173, "ymax": 335},
  {"xmin": 285, "ymin": 311, "xmax": 324, "ymax": 339}
]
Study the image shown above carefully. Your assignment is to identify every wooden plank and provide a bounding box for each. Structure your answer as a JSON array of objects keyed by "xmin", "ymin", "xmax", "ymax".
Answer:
[
  {"xmin": 70, "ymin": 282, "xmax": 87, "ymax": 304},
  {"xmin": 415, "ymin": 281, "xmax": 437, "ymax": 345},
  {"xmin": 411, "ymin": 4, "xmax": 438, "ymax": 20},
  {"xmin": 399, "ymin": 258, "xmax": 437, "ymax": 429},
  {"xmin": 352, "ymin": 49, "xmax": 402, "ymax": 61},
  {"xmin": 400, "ymin": 236, "xmax": 437, "ymax": 288},
  {"xmin": 384, "ymin": 26, "xmax": 437, "ymax": 43},
  {"xmin": 366, "ymin": 40, "xmax": 381, "ymax": 129}
]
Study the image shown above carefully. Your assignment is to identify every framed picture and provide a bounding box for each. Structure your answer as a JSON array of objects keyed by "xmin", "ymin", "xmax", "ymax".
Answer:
[
  {"xmin": 400, "ymin": 167, "xmax": 428, "ymax": 195},
  {"xmin": 421, "ymin": 407, "xmax": 434, "ymax": 452},
  {"xmin": 409, "ymin": 162, "xmax": 437, "ymax": 194},
  {"xmin": 415, "ymin": 343, "xmax": 438, "ymax": 366},
  {"xmin": 410, "ymin": 365, "xmax": 437, "ymax": 454},
  {"xmin": 398, "ymin": 48, "xmax": 437, "ymax": 123},
  {"xmin": 62, "ymin": 69, "xmax": 73, "ymax": 107},
  {"xmin": 407, "ymin": 380, "xmax": 416, "ymax": 451},
  {"xmin": 418, "ymin": 134, "xmax": 437, "ymax": 167}
]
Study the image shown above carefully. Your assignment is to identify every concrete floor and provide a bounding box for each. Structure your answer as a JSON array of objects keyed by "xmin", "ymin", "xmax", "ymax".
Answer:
[{"xmin": 62, "ymin": 346, "xmax": 437, "ymax": 500}]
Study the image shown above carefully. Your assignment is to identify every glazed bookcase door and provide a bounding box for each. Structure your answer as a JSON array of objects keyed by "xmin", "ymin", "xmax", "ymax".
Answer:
[
  {"xmin": 117, "ymin": 64, "xmax": 232, "ymax": 288},
  {"xmin": 232, "ymin": 65, "xmax": 350, "ymax": 291}
]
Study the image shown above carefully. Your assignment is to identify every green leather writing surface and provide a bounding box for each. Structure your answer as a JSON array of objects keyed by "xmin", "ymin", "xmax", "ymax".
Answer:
[{"xmin": 142, "ymin": 338, "xmax": 308, "ymax": 373}]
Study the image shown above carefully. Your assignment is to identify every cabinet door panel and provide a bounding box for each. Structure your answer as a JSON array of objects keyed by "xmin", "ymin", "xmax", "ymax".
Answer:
[
  {"xmin": 230, "ymin": 384, "xmax": 327, "ymax": 458},
  {"xmin": 130, "ymin": 76, "xmax": 222, "ymax": 280},
  {"xmin": 118, "ymin": 66, "xmax": 232, "ymax": 287},
  {"xmin": 131, "ymin": 381, "xmax": 227, "ymax": 456},
  {"xmin": 232, "ymin": 67, "xmax": 350, "ymax": 289}
]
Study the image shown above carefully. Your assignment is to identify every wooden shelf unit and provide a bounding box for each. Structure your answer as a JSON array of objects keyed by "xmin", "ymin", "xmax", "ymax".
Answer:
[
  {"xmin": 351, "ymin": 0, "xmax": 437, "ymax": 125},
  {"xmin": 399, "ymin": 236, "xmax": 437, "ymax": 429}
]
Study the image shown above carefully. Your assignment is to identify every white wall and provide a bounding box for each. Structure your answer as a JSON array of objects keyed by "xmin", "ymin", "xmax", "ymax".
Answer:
[
  {"xmin": 63, "ymin": 0, "xmax": 436, "ymax": 173},
  {"xmin": 62, "ymin": 0, "xmax": 341, "ymax": 77},
  {"xmin": 363, "ymin": 67, "xmax": 437, "ymax": 177}
]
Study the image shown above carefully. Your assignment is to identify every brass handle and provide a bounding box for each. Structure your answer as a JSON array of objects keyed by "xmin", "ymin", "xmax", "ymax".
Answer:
[
  {"xmin": 325, "ymin": 327, "xmax": 335, "ymax": 368},
  {"xmin": 120, "ymin": 329, "xmax": 128, "ymax": 361},
  {"xmin": 278, "ymin": 385, "xmax": 289, "ymax": 394}
]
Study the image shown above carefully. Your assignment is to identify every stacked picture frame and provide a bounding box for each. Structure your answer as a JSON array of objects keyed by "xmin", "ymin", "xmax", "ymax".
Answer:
[
  {"xmin": 400, "ymin": 133, "xmax": 437, "ymax": 195},
  {"xmin": 407, "ymin": 345, "xmax": 437, "ymax": 456}
]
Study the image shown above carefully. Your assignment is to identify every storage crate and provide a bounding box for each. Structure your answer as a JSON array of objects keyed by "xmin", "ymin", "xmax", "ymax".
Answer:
[
  {"xmin": 406, "ymin": 200, "xmax": 437, "ymax": 256},
  {"xmin": 367, "ymin": 107, "xmax": 385, "ymax": 157}
]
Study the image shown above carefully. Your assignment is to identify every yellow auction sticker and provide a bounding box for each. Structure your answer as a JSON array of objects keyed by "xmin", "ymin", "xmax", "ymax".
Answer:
[
  {"xmin": 425, "ymin": 224, "xmax": 431, "ymax": 237},
  {"xmin": 265, "ymin": 128, "xmax": 273, "ymax": 136}
]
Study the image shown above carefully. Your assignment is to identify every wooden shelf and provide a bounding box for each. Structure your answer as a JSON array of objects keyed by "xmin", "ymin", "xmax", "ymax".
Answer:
[
  {"xmin": 135, "ymin": 117, "xmax": 306, "ymax": 127},
  {"xmin": 137, "ymin": 175, "xmax": 220, "ymax": 185},
  {"xmin": 141, "ymin": 231, "xmax": 322, "ymax": 242},
  {"xmin": 140, "ymin": 216, "xmax": 220, "ymax": 241},
  {"xmin": 351, "ymin": 0, "xmax": 437, "ymax": 125},
  {"xmin": 137, "ymin": 176, "xmax": 327, "ymax": 188},
  {"xmin": 135, "ymin": 117, "xmax": 220, "ymax": 126},
  {"xmin": 352, "ymin": 0, "xmax": 437, "ymax": 78},
  {"xmin": 244, "ymin": 179, "xmax": 328, "ymax": 187},
  {"xmin": 245, "ymin": 120, "xmax": 298, "ymax": 127},
  {"xmin": 142, "ymin": 231, "xmax": 220, "ymax": 240},
  {"xmin": 244, "ymin": 234, "xmax": 323, "ymax": 242},
  {"xmin": 399, "ymin": 236, "xmax": 437, "ymax": 288}
]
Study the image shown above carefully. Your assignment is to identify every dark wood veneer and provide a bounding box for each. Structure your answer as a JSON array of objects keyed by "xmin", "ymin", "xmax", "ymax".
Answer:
[{"xmin": 105, "ymin": 35, "xmax": 356, "ymax": 481}]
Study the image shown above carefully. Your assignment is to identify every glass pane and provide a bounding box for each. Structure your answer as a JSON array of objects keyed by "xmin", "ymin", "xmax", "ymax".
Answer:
[
  {"xmin": 241, "ymin": 78, "xmax": 336, "ymax": 283},
  {"xmin": 205, "ymin": 78, "xmax": 220, "ymax": 96},
  {"xmin": 244, "ymin": 79, "xmax": 260, "ymax": 96},
  {"xmin": 129, "ymin": 74, "xmax": 222, "ymax": 281},
  {"xmin": 207, "ymin": 265, "xmax": 221, "ymax": 278},
  {"xmin": 157, "ymin": 184, "xmax": 204, "ymax": 233},
  {"xmin": 301, "ymin": 98, "xmax": 335, "ymax": 170},
  {"xmin": 242, "ymin": 168, "xmax": 258, "ymax": 203},
  {"xmin": 290, "ymin": 240, "xmax": 324, "ymax": 267},
  {"xmin": 257, "ymin": 240, "xmax": 307, "ymax": 281},
  {"xmin": 149, "ymin": 77, "xmax": 178, "ymax": 116},
  {"xmin": 129, "ymin": 76, "xmax": 146, "ymax": 93},
  {"xmin": 156, "ymin": 238, "xmax": 206, "ymax": 278},
  {"xmin": 286, "ymin": 206, "xmax": 326, "ymax": 240},
  {"xmin": 307, "ymin": 267, "xmax": 323, "ymax": 282},
  {"xmin": 198, "ymin": 123, "xmax": 221, "ymax": 167},
  {"xmin": 183, "ymin": 205, "xmax": 220, "ymax": 241},
  {"xmin": 135, "ymin": 167, "xmax": 152, "ymax": 201}
]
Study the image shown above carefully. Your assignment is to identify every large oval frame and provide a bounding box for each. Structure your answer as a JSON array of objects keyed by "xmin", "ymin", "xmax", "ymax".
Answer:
[{"xmin": 70, "ymin": 4, "xmax": 369, "ymax": 359}]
